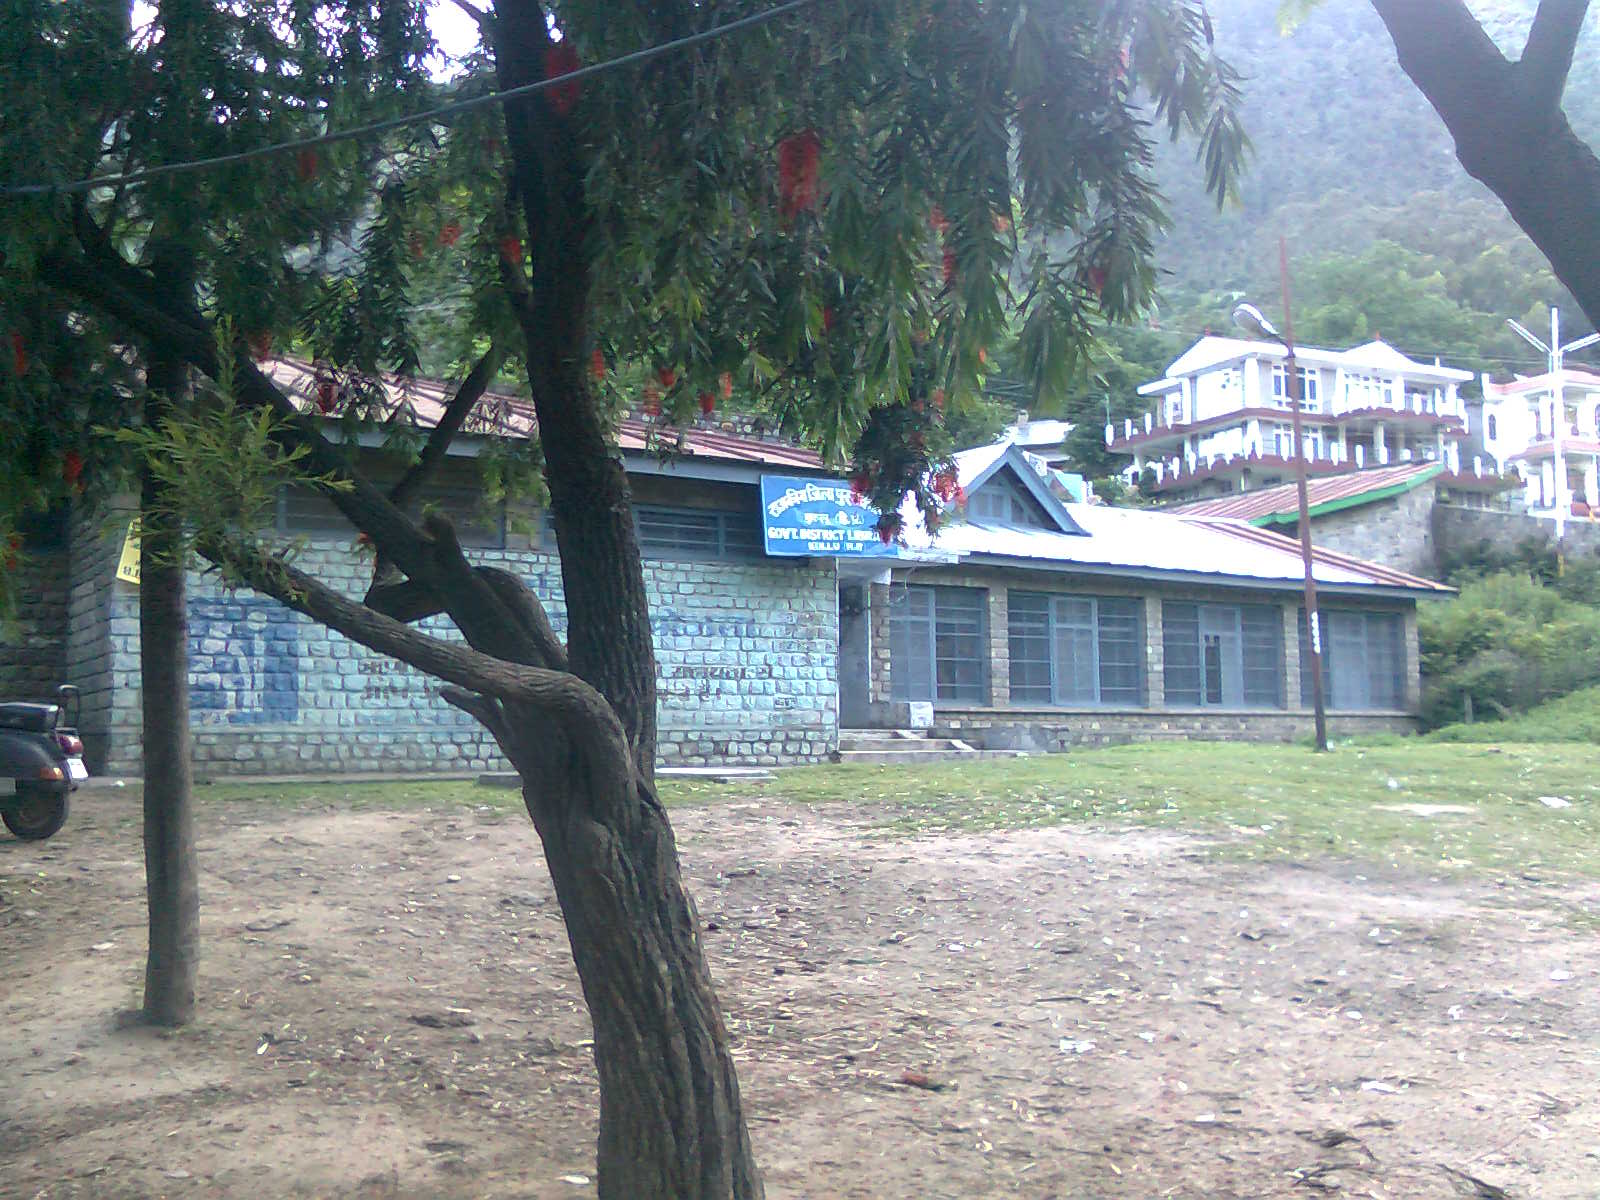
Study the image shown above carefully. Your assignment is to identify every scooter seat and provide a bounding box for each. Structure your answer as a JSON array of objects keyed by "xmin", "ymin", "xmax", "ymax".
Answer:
[{"xmin": 0, "ymin": 703, "xmax": 59, "ymax": 733}]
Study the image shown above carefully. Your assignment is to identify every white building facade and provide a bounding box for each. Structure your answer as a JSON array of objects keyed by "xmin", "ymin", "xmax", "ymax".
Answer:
[
  {"xmin": 1480, "ymin": 368, "xmax": 1600, "ymax": 523},
  {"xmin": 1109, "ymin": 336, "xmax": 1493, "ymax": 501}
]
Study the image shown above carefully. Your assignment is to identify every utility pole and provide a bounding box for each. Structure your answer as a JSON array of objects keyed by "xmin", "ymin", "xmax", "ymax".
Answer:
[
  {"xmin": 1233, "ymin": 237, "xmax": 1328, "ymax": 753},
  {"xmin": 1508, "ymin": 308, "xmax": 1600, "ymax": 541}
]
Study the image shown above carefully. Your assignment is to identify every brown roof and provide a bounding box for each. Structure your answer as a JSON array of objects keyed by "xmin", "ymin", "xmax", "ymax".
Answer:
[
  {"xmin": 1182, "ymin": 516, "xmax": 1454, "ymax": 592},
  {"xmin": 260, "ymin": 357, "xmax": 825, "ymax": 472},
  {"xmin": 1167, "ymin": 463, "xmax": 1443, "ymax": 521}
]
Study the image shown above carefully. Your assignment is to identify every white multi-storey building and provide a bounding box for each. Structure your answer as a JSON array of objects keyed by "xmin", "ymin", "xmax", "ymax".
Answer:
[
  {"xmin": 1480, "ymin": 367, "xmax": 1600, "ymax": 522},
  {"xmin": 1108, "ymin": 335, "xmax": 1499, "ymax": 501}
]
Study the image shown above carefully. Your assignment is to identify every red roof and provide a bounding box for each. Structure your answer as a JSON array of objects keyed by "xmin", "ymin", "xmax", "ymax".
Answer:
[
  {"xmin": 1168, "ymin": 460, "xmax": 1512, "ymax": 523},
  {"xmin": 260, "ymin": 357, "xmax": 825, "ymax": 472},
  {"xmin": 1167, "ymin": 463, "xmax": 1445, "ymax": 521}
]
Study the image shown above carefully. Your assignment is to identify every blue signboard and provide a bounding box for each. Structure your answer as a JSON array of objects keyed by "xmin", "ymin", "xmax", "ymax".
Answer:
[{"xmin": 760, "ymin": 474, "xmax": 900, "ymax": 558}]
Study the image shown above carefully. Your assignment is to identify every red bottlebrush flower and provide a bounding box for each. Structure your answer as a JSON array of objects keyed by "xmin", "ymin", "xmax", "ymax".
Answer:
[
  {"xmin": 978, "ymin": 347, "xmax": 988, "ymax": 367},
  {"xmin": 993, "ymin": 213, "xmax": 1012, "ymax": 234},
  {"xmin": 9, "ymin": 331, "xmax": 25, "ymax": 376},
  {"xmin": 719, "ymin": 371, "xmax": 734, "ymax": 401},
  {"xmin": 929, "ymin": 204, "xmax": 949, "ymax": 235},
  {"xmin": 931, "ymin": 388, "xmax": 946, "ymax": 411},
  {"xmin": 954, "ymin": 484, "xmax": 967, "ymax": 505},
  {"xmin": 822, "ymin": 306, "xmax": 835, "ymax": 334},
  {"xmin": 876, "ymin": 512, "xmax": 903, "ymax": 544},
  {"xmin": 656, "ymin": 365, "xmax": 676, "ymax": 389},
  {"xmin": 590, "ymin": 348, "xmax": 606, "ymax": 383},
  {"xmin": 910, "ymin": 398, "xmax": 924, "ymax": 414},
  {"xmin": 849, "ymin": 471, "xmax": 872, "ymax": 497},
  {"xmin": 62, "ymin": 450, "xmax": 83, "ymax": 486},
  {"xmin": 698, "ymin": 391, "xmax": 715, "ymax": 416},
  {"xmin": 407, "ymin": 231, "xmax": 426, "ymax": 259},
  {"xmin": 499, "ymin": 235, "xmax": 524, "ymax": 266},
  {"xmin": 295, "ymin": 148, "xmax": 319, "ymax": 181},
  {"xmin": 1088, "ymin": 266, "xmax": 1108, "ymax": 298},
  {"xmin": 438, "ymin": 221, "xmax": 463, "ymax": 247},
  {"xmin": 316, "ymin": 380, "xmax": 337, "ymax": 414},
  {"xmin": 942, "ymin": 247, "xmax": 957, "ymax": 285},
  {"xmin": 642, "ymin": 382, "xmax": 662, "ymax": 417},
  {"xmin": 777, "ymin": 129, "xmax": 822, "ymax": 221},
  {"xmin": 248, "ymin": 331, "xmax": 273, "ymax": 361},
  {"xmin": 924, "ymin": 510, "xmax": 941, "ymax": 534},
  {"xmin": 544, "ymin": 41, "xmax": 582, "ymax": 116}
]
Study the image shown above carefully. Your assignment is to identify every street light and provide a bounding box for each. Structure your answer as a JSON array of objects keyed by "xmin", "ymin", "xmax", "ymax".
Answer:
[
  {"xmin": 1232, "ymin": 239, "xmax": 1328, "ymax": 752},
  {"xmin": 1506, "ymin": 308, "xmax": 1600, "ymax": 540}
]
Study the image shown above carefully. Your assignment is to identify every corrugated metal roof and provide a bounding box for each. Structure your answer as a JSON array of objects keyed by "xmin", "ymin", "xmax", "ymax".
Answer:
[
  {"xmin": 1166, "ymin": 463, "xmax": 1443, "ymax": 522},
  {"xmin": 261, "ymin": 357, "xmax": 824, "ymax": 471},
  {"xmin": 897, "ymin": 479, "xmax": 1450, "ymax": 595}
]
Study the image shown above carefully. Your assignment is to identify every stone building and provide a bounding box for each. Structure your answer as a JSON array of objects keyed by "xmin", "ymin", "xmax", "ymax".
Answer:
[
  {"xmin": 1166, "ymin": 461, "xmax": 1515, "ymax": 579},
  {"xmin": 0, "ymin": 363, "xmax": 1451, "ymax": 779},
  {"xmin": 846, "ymin": 444, "xmax": 1449, "ymax": 753}
]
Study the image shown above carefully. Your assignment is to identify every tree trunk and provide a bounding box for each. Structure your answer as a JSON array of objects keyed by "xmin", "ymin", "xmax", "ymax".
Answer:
[
  {"xmin": 1371, "ymin": 0, "xmax": 1600, "ymax": 329},
  {"xmin": 486, "ymin": 8, "xmax": 762, "ymax": 1194},
  {"xmin": 139, "ymin": 335, "xmax": 198, "ymax": 1027},
  {"xmin": 514, "ymin": 754, "xmax": 760, "ymax": 1200}
]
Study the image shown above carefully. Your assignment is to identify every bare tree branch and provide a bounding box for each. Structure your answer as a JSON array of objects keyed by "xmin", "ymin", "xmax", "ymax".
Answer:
[
  {"xmin": 1522, "ymin": 0, "xmax": 1590, "ymax": 112},
  {"xmin": 388, "ymin": 342, "xmax": 507, "ymax": 513},
  {"xmin": 364, "ymin": 563, "xmax": 569, "ymax": 672},
  {"xmin": 197, "ymin": 533, "xmax": 618, "ymax": 738}
]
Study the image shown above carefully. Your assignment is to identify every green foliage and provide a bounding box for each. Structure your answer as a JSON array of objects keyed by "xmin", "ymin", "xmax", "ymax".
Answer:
[
  {"xmin": 1417, "ymin": 571, "xmax": 1600, "ymax": 729},
  {"xmin": 1148, "ymin": 0, "xmax": 1596, "ymax": 360},
  {"xmin": 1429, "ymin": 685, "xmax": 1600, "ymax": 744},
  {"xmin": 109, "ymin": 338, "xmax": 349, "ymax": 570}
]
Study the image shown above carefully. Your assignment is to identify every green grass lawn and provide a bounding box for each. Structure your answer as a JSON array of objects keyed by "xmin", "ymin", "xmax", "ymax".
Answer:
[{"xmin": 158, "ymin": 739, "xmax": 1600, "ymax": 882}]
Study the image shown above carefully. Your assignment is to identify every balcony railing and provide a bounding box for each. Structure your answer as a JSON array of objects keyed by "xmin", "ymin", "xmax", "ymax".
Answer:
[
  {"xmin": 1108, "ymin": 391, "xmax": 1465, "ymax": 449},
  {"xmin": 1134, "ymin": 441, "xmax": 1492, "ymax": 493}
]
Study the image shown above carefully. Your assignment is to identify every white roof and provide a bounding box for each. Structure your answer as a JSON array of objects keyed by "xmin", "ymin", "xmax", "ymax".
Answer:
[
  {"xmin": 1140, "ymin": 335, "xmax": 1472, "ymax": 395},
  {"xmin": 901, "ymin": 456, "xmax": 1446, "ymax": 593}
]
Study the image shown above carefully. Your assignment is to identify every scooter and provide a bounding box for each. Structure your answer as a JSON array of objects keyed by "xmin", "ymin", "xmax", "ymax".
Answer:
[{"xmin": 0, "ymin": 684, "xmax": 86, "ymax": 840}]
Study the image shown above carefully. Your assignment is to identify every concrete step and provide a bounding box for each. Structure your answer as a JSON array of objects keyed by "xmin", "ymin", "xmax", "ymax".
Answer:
[{"xmin": 836, "ymin": 747, "xmax": 1031, "ymax": 765}]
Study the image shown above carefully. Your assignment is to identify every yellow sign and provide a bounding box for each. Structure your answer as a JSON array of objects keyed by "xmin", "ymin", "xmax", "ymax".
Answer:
[{"xmin": 116, "ymin": 519, "xmax": 142, "ymax": 586}]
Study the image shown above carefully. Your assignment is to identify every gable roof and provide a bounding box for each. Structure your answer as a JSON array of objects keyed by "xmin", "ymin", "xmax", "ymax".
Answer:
[
  {"xmin": 1143, "ymin": 335, "xmax": 1472, "ymax": 394},
  {"xmin": 260, "ymin": 357, "xmax": 826, "ymax": 474},
  {"xmin": 896, "ymin": 492, "xmax": 1448, "ymax": 597},
  {"xmin": 952, "ymin": 442, "xmax": 1087, "ymax": 535},
  {"xmin": 1166, "ymin": 462, "xmax": 1446, "ymax": 525}
]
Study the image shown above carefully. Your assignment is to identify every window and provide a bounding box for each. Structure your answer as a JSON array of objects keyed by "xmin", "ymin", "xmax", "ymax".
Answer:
[
  {"xmin": 1271, "ymin": 365, "xmax": 1319, "ymax": 409},
  {"xmin": 1167, "ymin": 395, "xmax": 1185, "ymax": 426},
  {"xmin": 1300, "ymin": 609, "xmax": 1406, "ymax": 710},
  {"xmin": 1009, "ymin": 593, "xmax": 1145, "ymax": 707},
  {"xmin": 1164, "ymin": 602, "xmax": 1284, "ymax": 708},
  {"xmin": 279, "ymin": 479, "xmax": 507, "ymax": 549},
  {"xmin": 889, "ymin": 585, "xmax": 987, "ymax": 703},
  {"xmin": 967, "ymin": 476, "xmax": 1051, "ymax": 529},
  {"xmin": 634, "ymin": 505, "xmax": 762, "ymax": 560},
  {"xmin": 1486, "ymin": 413, "xmax": 1498, "ymax": 441}
]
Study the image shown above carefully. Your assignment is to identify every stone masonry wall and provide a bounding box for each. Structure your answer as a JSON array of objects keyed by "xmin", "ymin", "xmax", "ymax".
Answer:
[
  {"xmin": 1286, "ymin": 482, "xmax": 1439, "ymax": 578},
  {"xmin": 1432, "ymin": 501, "xmax": 1600, "ymax": 568},
  {"xmin": 0, "ymin": 543, "xmax": 68, "ymax": 703},
  {"xmin": 96, "ymin": 539, "xmax": 838, "ymax": 777}
]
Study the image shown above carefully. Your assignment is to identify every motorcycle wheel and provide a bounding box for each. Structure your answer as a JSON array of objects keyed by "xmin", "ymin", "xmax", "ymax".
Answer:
[{"xmin": 3, "ymin": 783, "xmax": 69, "ymax": 840}]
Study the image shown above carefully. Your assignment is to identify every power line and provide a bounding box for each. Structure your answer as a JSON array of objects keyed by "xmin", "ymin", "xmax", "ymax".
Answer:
[{"xmin": 1, "ymin": 0, "xmax": 823, "ymax": 198}]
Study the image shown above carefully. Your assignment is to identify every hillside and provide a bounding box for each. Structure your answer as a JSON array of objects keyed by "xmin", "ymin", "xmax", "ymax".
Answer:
[{"xmin": 1151, "ymin": 0, "xmax": 1599, "ymax": 308}]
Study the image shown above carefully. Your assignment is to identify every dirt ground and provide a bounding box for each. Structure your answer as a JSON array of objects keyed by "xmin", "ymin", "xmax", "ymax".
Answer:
[{"xmin": 4, "ymin": 789, "xmax": 1599, "ymax": 1199}]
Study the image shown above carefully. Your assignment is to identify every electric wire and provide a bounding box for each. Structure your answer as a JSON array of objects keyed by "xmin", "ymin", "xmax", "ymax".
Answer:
[{"xmin": 0, "ymin": 0, "xmax": 824, "ymax": 198}]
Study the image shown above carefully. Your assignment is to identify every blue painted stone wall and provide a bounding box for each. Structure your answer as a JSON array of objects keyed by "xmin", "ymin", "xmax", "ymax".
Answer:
[{"xmin": 95, "ymin": 540, "xmax": 838, "ymax": 776}]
